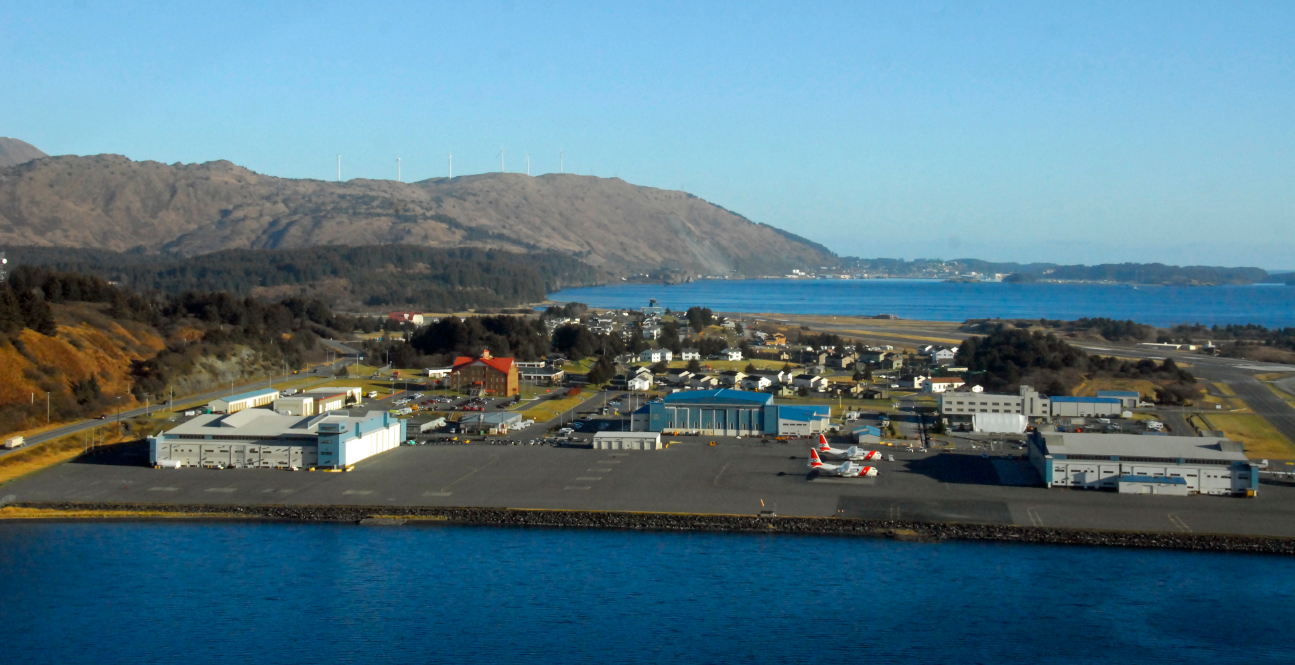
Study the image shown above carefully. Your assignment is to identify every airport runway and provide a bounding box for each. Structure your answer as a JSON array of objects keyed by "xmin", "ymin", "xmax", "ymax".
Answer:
[{"xmin": 7, "ymin": 442, "xmax": 1295, "ymax": 539}]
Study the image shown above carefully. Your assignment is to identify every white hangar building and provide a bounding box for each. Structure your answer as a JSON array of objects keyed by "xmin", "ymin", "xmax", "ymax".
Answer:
[
  {"xmin": 149, "ymin": 409, "xmax": 405, "ymax": 470},
  {"xmin": 1028, "ymin": 431, "xmax": 1259, "ymax": 496}
]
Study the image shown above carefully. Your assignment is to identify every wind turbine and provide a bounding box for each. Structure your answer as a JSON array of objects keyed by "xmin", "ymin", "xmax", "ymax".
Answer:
[
  {"xmin": 448, "ymin": 152, "xmax": 453, "ymax": 178},
  {"xmin": 337, "ymin": 155, "xmax": 342, "ymax": 182},
  {"xmin": 397, "ymin": 157, "xmax": 401, "ymax": 182},
  {"xmin": 500, "ymin": 148, "xmax": 506, "ymax": 173},
  {"xmin": 560, "ymin": 150, "xmax": 564, "ymax": 174}
]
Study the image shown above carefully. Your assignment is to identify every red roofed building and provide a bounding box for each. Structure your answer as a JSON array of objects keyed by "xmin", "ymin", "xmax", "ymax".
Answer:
[{"xmin": 449, "ymin": 350, "xmax": 520, "ymax": 396}]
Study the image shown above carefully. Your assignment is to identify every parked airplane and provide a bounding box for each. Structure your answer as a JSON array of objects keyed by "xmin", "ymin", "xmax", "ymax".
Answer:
[
  {"xmin": 816, "ymin": 434, "xmax": 883, "ymax": 461},
  {"xmin": 808, "ymin": 447, "xmax": 878, "ymax": 477}
]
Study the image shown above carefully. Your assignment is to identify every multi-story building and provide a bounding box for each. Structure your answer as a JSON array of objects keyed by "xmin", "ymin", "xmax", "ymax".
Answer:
[
  {"xmin": 1028, "ymin": 431, "xmax": 1259, "ymax": 496},
  {"xmin": 449, "ymin": 350, "xmax": 519, "ymax": 396}
]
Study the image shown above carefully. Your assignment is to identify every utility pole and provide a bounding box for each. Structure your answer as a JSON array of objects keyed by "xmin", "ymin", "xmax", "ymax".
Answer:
[
  {"xmin": 337, "ymin": 155, "xmax": 342, "ymax": 182},
  {"xmin": 448, "ymin": 152, "xmax": 453, "ymax": 178},
  {"xmin": 46, "ymin": 391, "xmax": 49, "ymax": 424}
]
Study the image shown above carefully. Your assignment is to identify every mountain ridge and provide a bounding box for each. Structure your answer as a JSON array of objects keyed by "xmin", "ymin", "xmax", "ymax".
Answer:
[
  {"xmin": 0, "ymin": 137, "xmax": 48, "ymax": 168},
  {"xmin": 0, "ymin": 152, "xmax": 834, "ymax": 275}
]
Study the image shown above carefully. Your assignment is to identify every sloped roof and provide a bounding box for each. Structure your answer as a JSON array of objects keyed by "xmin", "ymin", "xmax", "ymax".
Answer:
[
  {"xmin": 662, "ymin": 389, "xmax": 773, "ymax": 406},
  {"xmin": 452, "ymin": 355, "xmax": 515, "ymax": 374}
]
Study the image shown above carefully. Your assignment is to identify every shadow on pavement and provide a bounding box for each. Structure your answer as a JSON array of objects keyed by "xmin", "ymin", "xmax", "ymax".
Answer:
[
  {"xmin": 903, "ymin": 453, "xmax": 1007, "ymax": 486},
  {"xmin": 70, "ymin": 440, "xmax": 151, "ymax": 467}
]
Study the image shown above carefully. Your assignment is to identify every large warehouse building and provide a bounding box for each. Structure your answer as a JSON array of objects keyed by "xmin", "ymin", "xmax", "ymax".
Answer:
[
  {"xmin": 646, "ymin": 389, "xmax": 830, "ymax": 436},
  {"xmin": 209, "ymin": 388, "xmax": 280, "ymax": 414},
  {"xmin": 1028, "ymin": 430, "xmax": 1259, "ymax": 496},
  {"xmin": 149, "ymin": 409, "xmax": 405, "ymax": 469}
]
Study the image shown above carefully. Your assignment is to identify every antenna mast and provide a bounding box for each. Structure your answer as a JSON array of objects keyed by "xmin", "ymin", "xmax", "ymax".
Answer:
[
  {"xmin": 500, "ymin": 148, "xmax": 506, "ymax": 173},
  {"xmin": 337, "ymin": 155, "xmax": 341, "ymax": 182},
  {"xmin": 560, "ymin": 150, "xmax": 564, "ymax": 173},
  {"xmin": 397, "ymin": 157, "xmax": 401, "ymax": 182},
  {"xmin": 448, "ymin": 153, "xmax": 453, "ymax": 178}
]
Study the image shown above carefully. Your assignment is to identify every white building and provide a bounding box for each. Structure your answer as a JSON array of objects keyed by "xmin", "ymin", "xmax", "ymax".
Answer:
[
  {"xmin": 640, "ymin": 348, "xmax": 674, "ymax": 363},
  {"xmin": 741, "ymin": 375, "xmax": 773, "ymax": 391},
  {"xmin": 304, "ymin": 387, "xmax": 363, "ymax": 403},
  {"xmin": 792, "ymin": 374, "xmax": 827, "ymax": 391},
  {"xmin": 593, "ymin": 431, "xmax": 662, "ymax": 450},
  {"xmin": 209, "ymin": 388, "xmax": 280, "ymax": 414},
  {"xmin": 679, "ymin": 348, "xmax": 701, "ymax": 361},
  {"xmin": 1029, "ymin": 431, "xmax": 1259, "ymax": 496},
  {"xmin": 923, "ymin": 377, "xmax": 966, "ymax": 393},
  {"xmin": 720, "ymin": 347, "xmax": 744, "ymax": 361},
  {"xmin": 150, "ymin": 409, "xmax": 404, "ymax": 469},
  {"xmin": 940, "ymin": 385, "xmax": 1051, "ymax": 418},
  {"xmin": 273, "ymin": 395, "xmax": 316, "ymax": 416},
  {"xmin": 627, "ymin": 375, "xmax": 653, "ymax": 391}
]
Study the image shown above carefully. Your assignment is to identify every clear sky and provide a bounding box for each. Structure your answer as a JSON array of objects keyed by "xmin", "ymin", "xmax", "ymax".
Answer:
[{"xmin": 2, "ymin": 1, "xmax": 1292, "ymax": 268}]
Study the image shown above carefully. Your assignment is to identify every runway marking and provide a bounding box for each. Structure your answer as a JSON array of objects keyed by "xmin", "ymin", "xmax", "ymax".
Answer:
[
  {"xmin": 148, "ymin": 486, "xmax": 179, "ymax": 492},
  {"xmin": 343, "ymin": 490, "xmax": 373, "ymax": 495},
  {"xmin": 1027, "ymin": 509, "xmax": 1043, "ymax": 527},
  {"xmin": 1168, "ymin": 513, "xmax": 1192, "ymax": 533},
  {"xmin": 423, "ymin": 491, "xmax": 453, "ymax": 497},
  {"xmin": 713, "ymin": 462, "xmax": 732, "ymax": 488},
  {"xmin": 575, "ymin": 476, "xmax": 602, "ymax": 481},
  {"xmin": 888, "ymin": 504, "xmax": 901, "ymax": 520},
  {"xmin": 564, "ymin": 486, "xmax": 591, "ymax": 490},
  {"xmin": 436, "ymin": 454, "xmax": 501, "ymax": 494},
  {"xmin": 205, "ymin": 487, "xmax": 237, "ymax": 493},
  {"xmin": 589, "ymin": 468, "xmax": 612, "ymax": 473}
]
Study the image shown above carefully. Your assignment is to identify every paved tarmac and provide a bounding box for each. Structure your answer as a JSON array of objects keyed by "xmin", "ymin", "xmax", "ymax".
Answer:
[{"xmin": 7, "ymin": 439, "xmax": 1295, "ymax": 539}]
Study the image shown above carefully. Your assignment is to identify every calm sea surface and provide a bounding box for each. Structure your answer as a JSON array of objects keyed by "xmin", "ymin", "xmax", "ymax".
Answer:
[
  {"xmin": 2, "ymin": 522, "xmax": 1293, "ymax": 664},
  {"xmin": 550, "ymin": 280, "xmax": 1295, "ymax": 328}
]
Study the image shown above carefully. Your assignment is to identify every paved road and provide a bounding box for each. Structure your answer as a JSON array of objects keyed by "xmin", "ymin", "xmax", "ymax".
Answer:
[{"xmin": 0, "ymin": 357, "xmax": 357, "ymax": 459}]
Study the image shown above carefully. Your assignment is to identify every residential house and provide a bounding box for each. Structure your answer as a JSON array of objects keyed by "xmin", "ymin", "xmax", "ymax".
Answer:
[
  {"xmin": 859, "ymin": 350, "xmax": 889, "ymax": 364},
  {"xmin": 771, "ymin": 332, "xmax": 787, "ymax": 346},
  {"xmin": 679, "ymin": 348, "xmax": 702, "ymax": 361},
  {"xmin": 720, "ymin": 347, "xmax": 744, "ymax": 361},
  {"xmin": 792, "ymin": 374, "xmax": 828, "ymax": 391},
  {"xmin": 827, "ymin": 352, "xmax": 858, "ymax": 369},
  {"xmin": 690, "ymin": 375, "xmax": 720, "ymax": 390},
  {"xmin": 627, "ymin": 374, "xmax": 653, "ymax": 391},
  {"xmin": 642, "ymin": 324, "xmax": 662, "ymax": 340},
  {"xmin": 718, "ymin": 370, "xmax": 748, "ymax": 387},
  {"xmin": 900, "ymin": 376, "xmax": 929, "ymax": 390},
  {"xmin": 880, "ymin": 357, "xmax": 904, "ymax": 370},
  {"xmin": 923, "ymin": 377, "xmax": 966, "ymax": 393},
  {"xmin": 930, "ymin": 347, "xmax": 958, "ymax": 364},
  {"xmin": 741, "ymin": 375, "xmax": 773, "ymax": 391},
  {"xmin": 664, "ymin": 369, "xmax": 694, "ymax": 386},
  {"xmin": 639, "ymin": 348, "xmax": 674, "ymax": 363},
  {"xmin": 388, "ymin": 311, "xmax": 424, "ymax": 325}
]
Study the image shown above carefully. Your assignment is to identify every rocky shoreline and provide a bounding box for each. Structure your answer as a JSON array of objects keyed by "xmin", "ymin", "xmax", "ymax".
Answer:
[{"xmin": 8, "ymin": 501, "xmax": 1295, "ymax": 555}]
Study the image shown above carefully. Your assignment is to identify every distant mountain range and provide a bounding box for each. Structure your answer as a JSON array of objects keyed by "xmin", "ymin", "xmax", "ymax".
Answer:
[
  {"xmin": 0, "ymin": 137, "xmax": 47, "ymax": 168},
  {"xmin": 0, "ymin": 148, "xmax": 832, "ymax": 276}
]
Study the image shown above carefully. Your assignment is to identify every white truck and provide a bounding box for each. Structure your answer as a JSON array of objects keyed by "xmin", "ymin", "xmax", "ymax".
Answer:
[{"xmin": 4, "ymin": 435, "xmax": 26, "ymax": 449}]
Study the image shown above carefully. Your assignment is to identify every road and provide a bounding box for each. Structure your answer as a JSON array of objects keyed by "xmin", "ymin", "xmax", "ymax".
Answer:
[{"xmin": 1, "ymin": 355, "xmax": 359, "ymax": 459}]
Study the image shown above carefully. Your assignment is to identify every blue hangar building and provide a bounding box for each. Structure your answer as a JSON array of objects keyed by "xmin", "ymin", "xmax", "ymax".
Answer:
[{"xmin": 646, "ymin": 389, "xmax": 830, "ymax": 436}]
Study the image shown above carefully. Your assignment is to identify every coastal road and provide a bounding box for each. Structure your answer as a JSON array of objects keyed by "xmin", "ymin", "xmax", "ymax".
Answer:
[{"xmin": 0, "ymin": 356, "xmax": 359, "ymax": 459}]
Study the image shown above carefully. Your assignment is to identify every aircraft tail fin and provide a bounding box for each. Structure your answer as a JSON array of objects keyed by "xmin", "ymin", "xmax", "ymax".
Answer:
[{"xmin": 808, "ymin": 447, "xmax": 823, "ymax": 467}]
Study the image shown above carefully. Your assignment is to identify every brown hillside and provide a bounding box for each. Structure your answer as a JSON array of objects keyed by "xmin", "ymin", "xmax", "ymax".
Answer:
[
  {"xmin": 0, "ymin": 137, "xmax": 48, "ymax": 168},
  {"xmin": 0, "ymin": 154, "xmax": 833, "ymax": 275}
]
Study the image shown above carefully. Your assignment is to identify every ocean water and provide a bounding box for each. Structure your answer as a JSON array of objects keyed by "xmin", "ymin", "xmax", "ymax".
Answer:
[
  {"xmin": 550, "ymin": 280, "xmax": 1295, "ymax": 328},
  {"xmin": 2, "ymin": 522, "xmax": 1293, "ymax": 664}
]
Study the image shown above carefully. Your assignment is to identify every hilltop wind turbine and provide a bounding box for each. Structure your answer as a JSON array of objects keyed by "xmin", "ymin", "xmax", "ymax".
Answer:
[
  {"xmin": 500, "ymin": 148, "xmax": 506, "ymax": 173},
  {"xmin": 397, "ymin": 157, "xmax": 401, "ymax": 182},
  {"xmin": 448, "ymin": 152, "xmax": 453, "ymax": 178}
]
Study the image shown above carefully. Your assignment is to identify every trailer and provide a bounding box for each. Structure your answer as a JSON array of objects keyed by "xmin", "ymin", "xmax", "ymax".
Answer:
[{"xmin": 4, "ymin": 435, "xmax": 25, "ymax": 450}]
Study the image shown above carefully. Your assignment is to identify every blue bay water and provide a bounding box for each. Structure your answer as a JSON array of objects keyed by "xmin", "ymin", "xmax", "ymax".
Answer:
[
  {"xmin": 550, "ymin": 280, "xmax": 1295, "ymax": 328},
  {"xmin": 2, "ymin": 522, "xmax": 1294, "ymax": 664}
]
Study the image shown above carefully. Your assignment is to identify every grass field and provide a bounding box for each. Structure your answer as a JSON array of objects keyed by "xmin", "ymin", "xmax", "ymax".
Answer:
[
  {"xmin": 520, "ymin": 391, "xmax": 598, "ymax": 424},
  {"xmin": 1200, "ymin": 413, "xmax": 1295, "ymax": 460}
]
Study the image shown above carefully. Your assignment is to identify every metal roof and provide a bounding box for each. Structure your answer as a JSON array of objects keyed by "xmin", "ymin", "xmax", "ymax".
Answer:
[
  {"xmin": 162, "ymin": 409, "xmax": 392, "ymax": 441},
  {"xmin": 1040, "ymin": 432, "xmax": 1248, "ymax": 462},
  {"xmin": 662, "ymin": 389, "xmax": 773, "ymax": 407},
  {"xmin": 211, "ymin": 388, "xmax": 280, "ymax": 404},
  {"xmin": 1050, "ymin": 396, "xmax": 1121, "ymax": 404},
  {"xmin": 777, "ymin": 405, "xmax": 830, "ymax": 422}
]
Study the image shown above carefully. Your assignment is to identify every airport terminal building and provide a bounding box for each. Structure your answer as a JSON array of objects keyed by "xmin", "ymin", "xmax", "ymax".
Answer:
[
  {"xmin": 646, "ymin": 389, "xmax": 830, "ymax": 436},
  {"xmin": 1028, "ymin": 431, "xmax": 1259, "ymax": 496},
  {"xmin": 149, "ymin": 409, "xmax": 406, "ymax": 470}
]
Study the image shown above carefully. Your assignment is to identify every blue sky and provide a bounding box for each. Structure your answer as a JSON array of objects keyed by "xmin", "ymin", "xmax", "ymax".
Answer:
[{"xmin": 2, "ymin": 1, "xmax": 1292, "ymax": 268}]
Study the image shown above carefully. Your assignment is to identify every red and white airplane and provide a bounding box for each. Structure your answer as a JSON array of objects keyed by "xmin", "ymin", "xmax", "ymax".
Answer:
[
  {"xmin": 815, "ymin": 434, "xmax": 883, "ymax": 462},
  {"xmin": 808, "ymin": 447, "xmax": 878, "ymax": 477}
]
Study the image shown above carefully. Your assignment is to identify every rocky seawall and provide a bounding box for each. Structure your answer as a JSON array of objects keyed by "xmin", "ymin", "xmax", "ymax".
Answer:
[{"xmin": 10, "ymin": 501, "xmax": 1294, "ymax": 555}]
